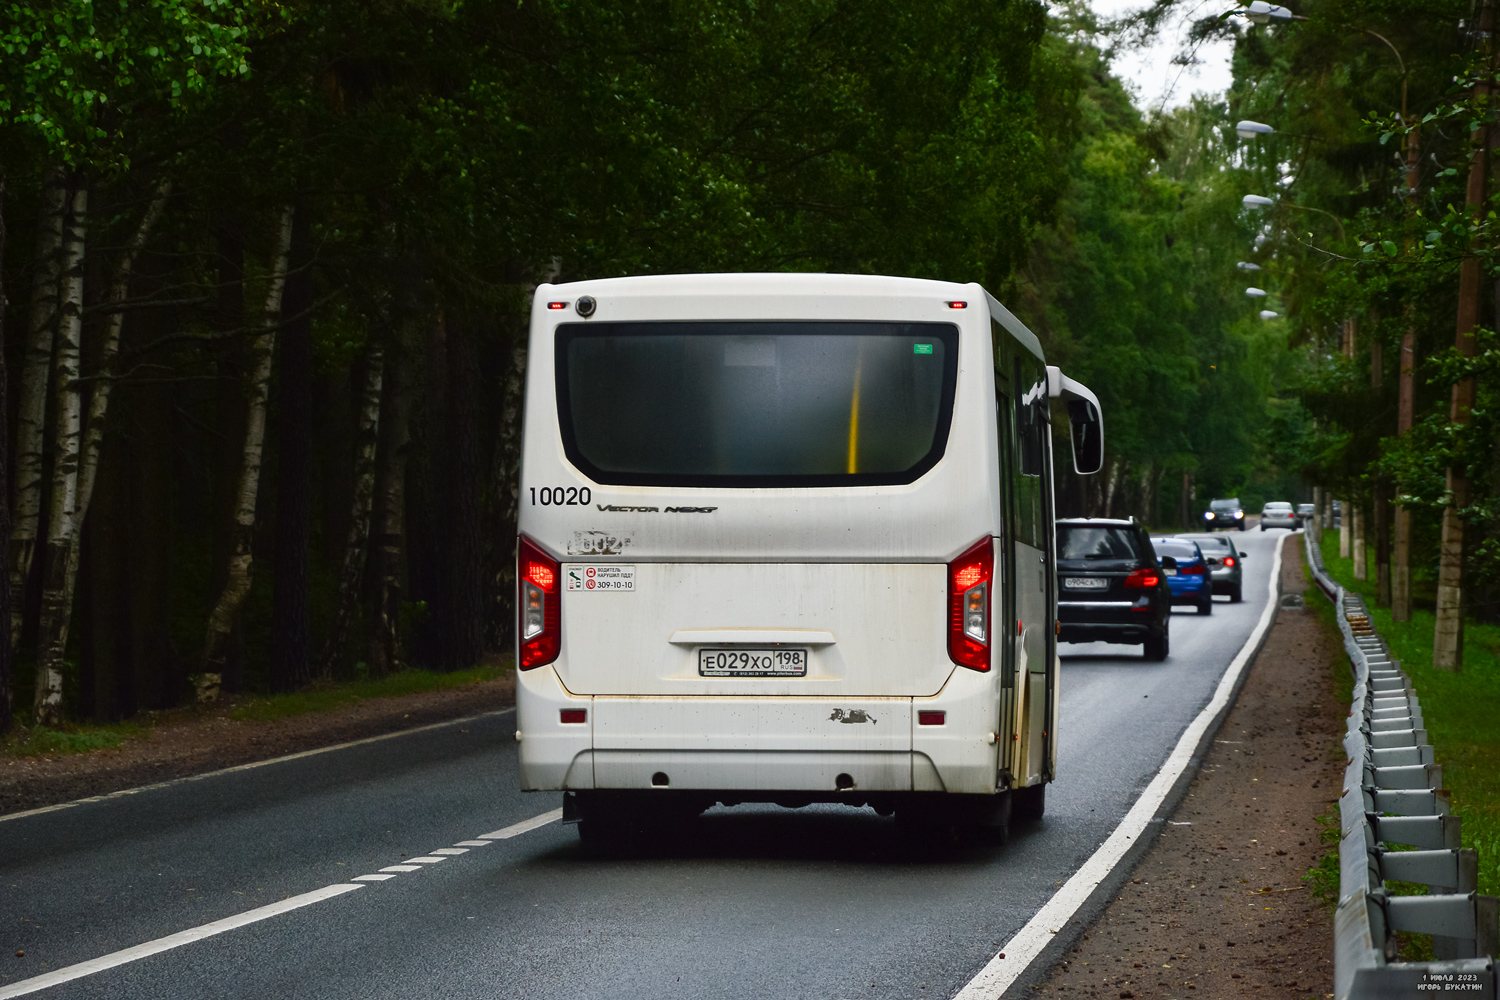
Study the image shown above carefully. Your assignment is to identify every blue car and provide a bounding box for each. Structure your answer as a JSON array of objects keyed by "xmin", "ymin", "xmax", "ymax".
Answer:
[{"xmin": 1150, "ymin": 537, "xmax": 1214, "ymax": 615}]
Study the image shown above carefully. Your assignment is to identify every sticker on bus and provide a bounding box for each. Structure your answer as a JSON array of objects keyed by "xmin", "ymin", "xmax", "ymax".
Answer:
[{"xmin": 564, "ymin": 564, "xmax": 636, "ymax": 592}]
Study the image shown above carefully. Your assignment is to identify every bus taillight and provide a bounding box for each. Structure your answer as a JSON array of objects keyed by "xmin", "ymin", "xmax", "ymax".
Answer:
[
  {"xmin": 948, "ymin": 537, "xmax": 993, "ymax": 671},
  {"xmin": 519, "ymin": 535, "xmax": 561, "ymax": 669}
]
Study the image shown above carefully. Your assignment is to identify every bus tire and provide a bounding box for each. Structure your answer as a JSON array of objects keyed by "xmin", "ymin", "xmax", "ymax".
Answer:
[{"xmin": 1012, "ymin": 783, "xmax": 1045, "ymax": 824}]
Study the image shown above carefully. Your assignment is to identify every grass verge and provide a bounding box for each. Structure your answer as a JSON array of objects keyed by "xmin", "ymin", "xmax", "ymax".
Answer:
[
  {"xmin": 2, "ymin": 721, "xmax": 150, "ymax": 759},
  {"xmin": 229, "ymin": 663, "xmax": 506, "ymax": 722},
  {"xmin": 1316, "ymin": 528, "xmax": 1500, "ymax": 898}
]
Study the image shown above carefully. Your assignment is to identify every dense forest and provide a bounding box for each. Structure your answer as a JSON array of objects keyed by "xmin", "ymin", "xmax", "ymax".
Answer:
[{"xmin": 0, "ymin": 0, "xmax": 1490, "ymax": 730}]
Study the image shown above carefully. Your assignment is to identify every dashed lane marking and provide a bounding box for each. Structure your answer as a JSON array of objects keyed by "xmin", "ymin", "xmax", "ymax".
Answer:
[
  {"xmin": 0, "ymin": 883, "xmax": 364, "ymax": 999},
  {"xmin": 479, "ymin": 808, "xmax": 563, "ymax": 840},
  {"xmin": 0, "ymin": 804, "xmax": 560, "ymax": 998}
]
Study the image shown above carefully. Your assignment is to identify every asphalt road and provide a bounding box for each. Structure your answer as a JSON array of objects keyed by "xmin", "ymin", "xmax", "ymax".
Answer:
[{"xmin": 0, "ymin": 527, "xmax": 1287, "ymax": 1000}]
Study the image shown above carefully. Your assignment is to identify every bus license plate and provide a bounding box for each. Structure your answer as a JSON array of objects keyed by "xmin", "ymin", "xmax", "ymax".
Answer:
[{"xmin": 699, "ymin": 648, "xmax": 808, "ymax": 677}]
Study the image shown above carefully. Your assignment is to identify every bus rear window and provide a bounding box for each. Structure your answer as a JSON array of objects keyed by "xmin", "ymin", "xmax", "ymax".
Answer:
[{"xmin": 556, "ymin": 321, "xmax": 958, "ymax": 487}]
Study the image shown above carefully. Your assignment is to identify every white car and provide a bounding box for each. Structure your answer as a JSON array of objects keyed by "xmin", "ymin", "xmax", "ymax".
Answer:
[{"xmin": 1261, "ymin": 501, "xmax": 1297, "ymax": 530}]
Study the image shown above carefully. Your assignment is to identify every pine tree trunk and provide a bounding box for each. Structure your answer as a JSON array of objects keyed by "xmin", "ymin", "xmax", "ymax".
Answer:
[
  {"xmin": 320, "ymin": 343, "xmax": 384, "ymax": 677},
  {"xmin": 1352, "ymin": 503, "xmax": 1366, "ymax": 580},
  {"xmin": 1393, "ymin": 327, "xmax": 1416, "ymax": 622},
  {"xmin": 202, "ymin": 206, "xmax": 295, "ymax": 679},
  {"xmin": 33, "ymin": 180, "xmax": 88, "ymax": 724},
  {"xmin": 270, "ymin": 209, "xmax": 314, "ymax": 693},
  {"xmin": 1374, "ymin": 482, "xmax": 1392, "ymax": 607},
  {"xmin": 0, "ymin": 170, "xmax": 14, "ymax": 734},
  {"xmin": 10, "ymin": 167, "xmax": 68, "ymax": 648},
  {"xmin": 1338, "ymin": 500, "xmax": 1351, "ymax": 559},
  {"xmin": 370, "ymin": 334, "xmax": 411, "ymax": 675}
]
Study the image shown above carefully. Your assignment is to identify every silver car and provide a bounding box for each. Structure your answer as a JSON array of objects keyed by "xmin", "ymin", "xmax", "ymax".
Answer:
[
  {"xmin": 1261, "ymin": 501, "xmax": 1297, "ymax": 530},
  {"xmin": 1176, "ymin": 532, "xmax": 1247, "ymax": 602}
]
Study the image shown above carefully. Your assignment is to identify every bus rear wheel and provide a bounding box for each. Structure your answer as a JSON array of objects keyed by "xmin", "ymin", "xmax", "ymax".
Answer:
[{"xmin": 1012, "ymin": 783, "xmax": 1045, "ymax": 824}]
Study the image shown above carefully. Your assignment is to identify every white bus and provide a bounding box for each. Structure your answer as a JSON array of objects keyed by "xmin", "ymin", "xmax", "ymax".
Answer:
[{"xmin": 515, "ymin": 273, "xmax": 1102, "ymax": 842}]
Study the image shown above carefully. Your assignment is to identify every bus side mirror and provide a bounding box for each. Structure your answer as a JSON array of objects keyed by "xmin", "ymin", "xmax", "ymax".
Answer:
[{"xmin": 1046, "ymin": 366, "xmax": 1105, "ymax": 475}]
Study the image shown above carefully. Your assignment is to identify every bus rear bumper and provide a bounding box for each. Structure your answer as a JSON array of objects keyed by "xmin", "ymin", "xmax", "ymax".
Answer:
[{"xmin": 517, "ymin": 665, "xmax": 1002, "ymax": 796}]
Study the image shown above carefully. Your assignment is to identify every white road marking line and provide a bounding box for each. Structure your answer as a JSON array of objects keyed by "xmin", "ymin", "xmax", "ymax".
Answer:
[
  {"xmin": 454, "ymin": 840, "xmax": 491, "ymax": 847},
  {"xmin": 429, "ymin": 847, "xmax": 469, "ymax": 855},
  {"xmin": 0, "ymin": 883, "xmax": 364, "ymax": 999},
  {"xmin": 380, "ymin": 865, "xmax": 422, "ymax": 872},
  {"xmin": 954, "ymin": 535, "xmax": 1285, "ymax": 1000},
  {"xmin": 479, "ymin": 807, "xmax": 563, "ymax": 840},
  {"xmin": 406, "ymin": 856, "xmax": 446, "ymax": 864},
  {"xmin": 0, "ymin": 708, "xmax": 516, "ymax": 825},
  {"xmin": 353, "ymin": 874, "xmax": 396, "ymax": 881}
]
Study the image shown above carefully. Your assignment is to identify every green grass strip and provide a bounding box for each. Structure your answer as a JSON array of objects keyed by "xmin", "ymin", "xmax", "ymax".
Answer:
[{"xmin": 229, "ymin": 664, "xmax": 505, "ymax": 723}]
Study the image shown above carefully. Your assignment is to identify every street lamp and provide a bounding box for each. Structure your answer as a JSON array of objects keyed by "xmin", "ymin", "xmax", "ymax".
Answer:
[
  {"xmin": 1246, "ymin": 287, "xmax": 1268, "ymax": 297},
  {"xmin": 1241, "ymin": 1, "xmax": 1297, "ymax": 23},
  {"xmin": 1259, "ymin": 310, "xmax": 1280, "ymax": 319},
  {"xmin": 1243, "ymin": 194, "xmax": 1275, "ymax": 208},
  {"xmin": 1237, "ymin": 261, "xmax": 1263, "ymax": 270},
  {"xmin": 1236, "ymin": 120, "xmax": 1275, "ymax": 138}
]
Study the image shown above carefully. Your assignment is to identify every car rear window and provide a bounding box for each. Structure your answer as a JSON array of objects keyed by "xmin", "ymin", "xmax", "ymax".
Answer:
[
  {"xmin": 1265, "ymin": 503, "xmax": 1292, "ymax": 510},
  {"xmin": 1057, "ymin": 525, "xmax": 1142, "ymax": 560},
  {"xmin": 1152, "ymin": 540, "xmax": 1200, "ymax": 560},
  {"xmin": 556, "ymin": 321, "xmax": 958, "ymax": 487},
  {"xmin": 1182, "ymin": 535, "xmax": 1229, "ymax": 551},
  {"xmin": 1210, "ymin": 499, "xmax": 1240, "ymax": 510}
]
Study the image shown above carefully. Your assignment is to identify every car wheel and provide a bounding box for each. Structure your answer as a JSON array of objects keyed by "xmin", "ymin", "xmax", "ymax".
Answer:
[
  {"xmin": 1143, "ymin": 630, "xmax": 1169, "ymax": 661},
  {"xmin": 1239, "ymin": 523, "xmax": 1246, "ymax": 531},
  {"xmin": 1199, "ymin": 596, "xmax": 1213, "ymax": 615},
  {"xmin": 1230, "ymin": 584, "xmax": 1243, "ymax": 603}
]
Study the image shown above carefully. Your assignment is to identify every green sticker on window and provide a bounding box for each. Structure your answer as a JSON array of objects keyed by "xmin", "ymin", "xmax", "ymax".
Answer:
[{"xmin": 913, "ymin": 343, "xmax": 933, "ymax": 355}]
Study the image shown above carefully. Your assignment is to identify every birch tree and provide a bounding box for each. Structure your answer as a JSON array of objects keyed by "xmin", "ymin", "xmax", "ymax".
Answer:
[
  {"xmin": 32, "ymin": 180, "xmax": 88, "ymax": 724},
  {"xmin": 319, "ymin": 343, "xmax": 384, "ymax": 676},
  {"xmin": 202, "ymin": 206, "xmax": 295, "ymax": 682},
  {"xmin": 30, "ymin": 182, "xmax": 172, "ymax": 723}
]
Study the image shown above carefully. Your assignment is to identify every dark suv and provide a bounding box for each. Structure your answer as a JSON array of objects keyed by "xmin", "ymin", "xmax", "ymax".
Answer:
[
  {"xmin": 1056, "ymin": 518, "xmax": 1172, "ymax": 661},
  {"xmin": 1202, "ymin": 497, "xmax": 1247, "ymax": 531}
]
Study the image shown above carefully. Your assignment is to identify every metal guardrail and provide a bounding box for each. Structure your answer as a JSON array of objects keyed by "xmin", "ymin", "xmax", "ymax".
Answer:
[{"xmin": 1302, "ymin": 529, "xmax": 1499, "ymax": 998}]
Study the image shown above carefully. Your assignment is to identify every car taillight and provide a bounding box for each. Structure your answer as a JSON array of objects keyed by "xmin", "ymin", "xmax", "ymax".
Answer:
[
  {"xmin": 948, "ymin": 537, "xmax": 992, "ymax": 671},
  {"xmin": 1123, "ymin": 568, "xmax": 1159, "ymax": 588},
  {"xmin": 1222, "ymin": 556, "xmax": 1236, "ymax": 568},
  {"xmin": 518, "ymin": 535, "xmax": 560, "ymax": 669},
  {"xmin": 1182, "ymin": 564, "xmax": 1205, "ymax": 576}
]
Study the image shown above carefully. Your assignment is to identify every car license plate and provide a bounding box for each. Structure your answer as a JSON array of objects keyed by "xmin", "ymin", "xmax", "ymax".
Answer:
[
  {"xmin": 1163, "ymin": 568, "xmax": 1177, "ymax": 576},
  {"xmin": 1063, "ymin": 577, "xmax": 1108, "ymax": 590},
  {"xmin": 699, "ymin": 648, "xmax": 808, "ymax": 677}
]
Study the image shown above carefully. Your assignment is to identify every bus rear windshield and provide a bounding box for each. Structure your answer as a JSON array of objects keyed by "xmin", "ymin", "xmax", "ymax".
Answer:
[{"xmin": 556, "ymin": 321, "xmax": 958, "ymax": 487}]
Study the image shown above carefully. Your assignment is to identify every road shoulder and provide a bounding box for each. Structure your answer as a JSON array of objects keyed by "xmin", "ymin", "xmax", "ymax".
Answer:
[
  {"xmin": 1030, "ymin": 532, "xmax": 1346, "ymax": 999},
  {"xmin": 0, "ymin": 674, "xmax": 514, "ymax": 816}
]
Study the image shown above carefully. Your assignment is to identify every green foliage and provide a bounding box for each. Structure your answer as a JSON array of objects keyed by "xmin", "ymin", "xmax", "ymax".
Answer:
[{"xmin": 0, "ymin": 0, "xmax": 252, "ymax": 167}]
